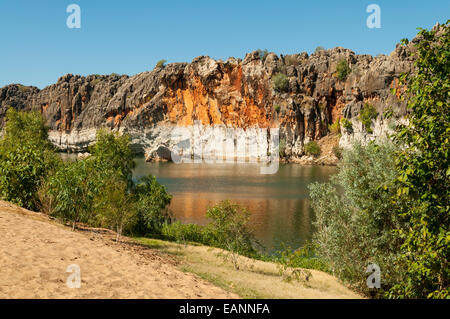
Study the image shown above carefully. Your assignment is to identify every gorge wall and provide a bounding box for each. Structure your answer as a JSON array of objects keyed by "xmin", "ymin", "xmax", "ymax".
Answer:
[{"xmin": 0, "ymin": 32, "xmax": 425, "ymax": 164}]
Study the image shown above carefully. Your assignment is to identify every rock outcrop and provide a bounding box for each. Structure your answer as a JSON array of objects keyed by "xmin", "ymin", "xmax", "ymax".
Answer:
[{"xmin": 1, "ymin": 26, "xmax": 433, "ymax": 164}]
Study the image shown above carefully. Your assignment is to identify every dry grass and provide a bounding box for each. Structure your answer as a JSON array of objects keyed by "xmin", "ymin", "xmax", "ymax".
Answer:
[{"xmin": 135, "ymin": 237, "xmax": 362, "ymax": 299}]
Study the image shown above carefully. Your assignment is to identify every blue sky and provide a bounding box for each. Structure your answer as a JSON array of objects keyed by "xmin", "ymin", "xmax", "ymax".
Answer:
[{"xmin": 0, "ymin": 0, "xmax": 448, "ymax": 88}]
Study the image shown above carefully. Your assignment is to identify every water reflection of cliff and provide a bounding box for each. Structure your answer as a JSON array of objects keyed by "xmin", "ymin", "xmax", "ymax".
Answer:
[
  {"xmin": 170, "ymin": 193, "xmax": 313, "ymax": 252},
  {"xmin": 133, "ymin": 159, "xmax": 336, "ymax": 253}
]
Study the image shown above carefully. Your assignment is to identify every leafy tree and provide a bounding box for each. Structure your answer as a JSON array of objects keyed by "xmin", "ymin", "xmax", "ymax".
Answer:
[
  {"xmin": 95, "ymin": 177, "xmax": 136, "ymax": 241},
  {"xmin": 132, "ymin": 175, "xmax": 172, "ymax": 235},
  {"xmin": 336, "ymin": 59, "xmax": 351, "ymax": 81},
  {"xmin": 89, "ymin": 129, "xmax": 135, "ymax": 186},
  {"xmin": 43, "ymin": 130, "xmax": 135, "ymax": 231},
  {"xmin": 272, "ymin": 73, "xmax": 289, "ymax": 92},
  {"xmin": 0, "ymin": 108, "xmax": 60, "ymax": 210},
  {"xmin": 206, "ymin": 200, "xmax": 257, "ymax": 260},
  {"xmin": 44, "ymin": 159, "xmax": 100, "ymax": 230},
  {"xmin": 309, "ymin": 141, "xmax": 404, "ymax": 296},
  {"xmin": 388, "ymin": 21, "xmax": 449, "ymax": 299}
]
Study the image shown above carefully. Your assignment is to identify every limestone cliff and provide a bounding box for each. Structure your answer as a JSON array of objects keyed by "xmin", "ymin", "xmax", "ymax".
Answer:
[{"xmin": 1, "ymin": 29, "xmax": 428, "ymax": 164}]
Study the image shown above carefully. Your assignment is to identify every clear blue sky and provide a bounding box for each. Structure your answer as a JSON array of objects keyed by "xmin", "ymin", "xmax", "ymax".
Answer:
[{"xmin": 0, "ymin": 0, "xmax": 448, "ymax": 88}]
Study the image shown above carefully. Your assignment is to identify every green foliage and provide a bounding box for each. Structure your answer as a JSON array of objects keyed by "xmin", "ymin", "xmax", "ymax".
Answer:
[
  {"xmin": 328, "ymin": 118, "xmax": 341, "ymax": 135},
  {"xmin": 273, "ymin": 243, "xmax": 329, "ymax": 277},
  {"xmin": 0, "ymin": 112, "xmax": 173, "ymax": 241},
  {"xmin": 304, "ymin": 141, "xmax": 321, "ymax": 157},
  {"xmin": 205, "ymin": 200, "xmax": 257, "ymax": 257},
  {"xmin": 314, "ymin": 46, "xmax": 325, "ymax": 53},
  {"xmin": 358, "ymin": 103, "xmax": 378, "ymax": 133},
  {"xmin": 43, "ymin": 158, "xmax": 100, "ymax": 229},
  {"xmin": 155, "ymin": 59, "xmax": 167, "ymax": 69},
  {"xmin": 278, "ymin": 138, "xmax": 287, "ymax": 157},
  {"xmin": 159, "ymin": 201, "xmax": 259, "ymax": 264},
  {"xmin": 274, "ymin": 104, "xmax": 281, "ymax": 113},
  {"xmin": 95, "ymin": 177, "xmax": 136, "ymax": 241},
  {"xmin": 388, "ymin": 21, "xmax": 450, "ymax": 299},
  {"xmin": 341, "ymin": 118, "xmax": 353, "ymax": 132},
  {"xmin": 17, "ymin": 84, "xmax": 31, "ymax": 92},
  {"xmin": 0, "ymin": 108, "xmax": 60, "ymax": 210},
  {"xmin": 336, "ymin": 59, "xmax": 351, "ymax": 81},
  {"xmin": 89, "ymin": 129, "xmax": 135, "ymax": 185},
  {"xmin": 256, "ymin": 49, "xmax": 269, "ymax": 61},
  {"xmin": 161, "ymin": 221, "xmax": 206, "ymax": 244},
  {"xmin": 272, "ymin": 73, "xmax": 289, "ymax": 92},
  {"xmin": 132, "ymin": 175, "xmax": 172, "ymax": 235},
  {"xmin": 400, "ymin": 38, "xmax": 409, "ymax": 46},
  {"xmin": 309, "ymin": 142, "xmax": 404, "ymax": 296}
]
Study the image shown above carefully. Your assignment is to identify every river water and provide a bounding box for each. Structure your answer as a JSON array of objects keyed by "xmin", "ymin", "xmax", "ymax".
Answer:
[{"xmin": 133, "ymin": 158, "xmax": 336, "ymax": 253}]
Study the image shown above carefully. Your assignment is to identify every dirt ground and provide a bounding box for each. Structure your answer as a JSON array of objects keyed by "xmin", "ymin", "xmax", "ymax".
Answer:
[{"xmin": 0, "ymin": 201, "xmax": 237, "ymax": 299}]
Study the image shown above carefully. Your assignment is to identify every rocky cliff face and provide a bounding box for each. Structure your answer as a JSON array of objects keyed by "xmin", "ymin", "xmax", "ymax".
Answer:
[{"xmin": 0, "ymin": 31, "xmax": 424, "ymax": 164}]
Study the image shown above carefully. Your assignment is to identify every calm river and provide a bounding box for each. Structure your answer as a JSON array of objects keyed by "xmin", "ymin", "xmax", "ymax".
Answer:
[{"xmin": 133, "ymin": 158, "xmax": 336, "ymax": 253}]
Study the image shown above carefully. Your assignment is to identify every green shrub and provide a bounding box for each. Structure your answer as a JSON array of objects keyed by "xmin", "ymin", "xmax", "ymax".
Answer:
[
  {"xmin": 309, "ymin": 141, "xmax": 404, "ymax": 297},
  {"xmin": 304, "ymin": 141, "xmax": 321, "ymax": 157},
  {"xmin": 336, "ymin": 59, "xmax": 351, "ymax": 81},
  {"xmin": 274, "ymin": 104, "xmax": 281, "ymax": 113},
  {"xmin": 272, "ymin": 73, "xmax": 289, "ymax": 92},
  {"xmin": 314, "ymin": 46, "xmax": 325, "ymax": 53},
  {"xmin": 328, "ymin": 118, "xmax": 341, "ymax": 135},
  {"xmin": 256, "ymin": 49, "xmax": 269, "ymax": 61},
  {"xmin": 341, "ymin": 118, "xmax": 353, "ymax": 132},
  {"xmin": 132, "ymin": 175, "xmax": 172, "ymax": 236},
  {"xmin": 159, "ymin": 201, "xmax": 259, "ymax": 266},
  {"xmin": 95, "ymin": 177, "xmax": 136, "ymax": 241},
  {"xmin": 273, "ymin": 243, "xmax": 329, "ymax": 276},
  {"xmin": 205, "ymin": 200, "xmax": 257, "ymax": 257},
  {"xmin": 358, "ymin": 103, "xmax": 377, "ymax": 133},
  {"xmin": 155, "ymin": 59, "xmax": 167, "ymax": 69},
  {"xmin": 161, "ymin": 221, "xmax": 206, "ymax": 244},
  {"xmin": 43, "ymin": 158, "xmax": 100, "ymax": 229},
  {"xmin": 17, "ymin": 84, "xmax": 31, "ymax": 92},
  {"xmin": 0, "ymin": 108, "xmax": 61, "ymax": 210},
  {"xmin": 89, "ymin": 129, "xmax": 135, "ymax": 185}
]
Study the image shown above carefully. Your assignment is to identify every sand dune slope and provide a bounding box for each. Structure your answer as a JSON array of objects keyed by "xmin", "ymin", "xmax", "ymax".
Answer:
[{"xmin": 0, "ymin": 201, "xmax": 237, "ymax": 299}]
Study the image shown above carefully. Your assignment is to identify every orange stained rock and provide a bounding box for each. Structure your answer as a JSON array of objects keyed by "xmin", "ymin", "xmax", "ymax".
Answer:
[
  {"xmin": 163, "ymin": 71, "xmax": 273, "ymax": 128},
  {"xmin": 114, "ymin": 114, "xmax": 122, "ymax": 126}
]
